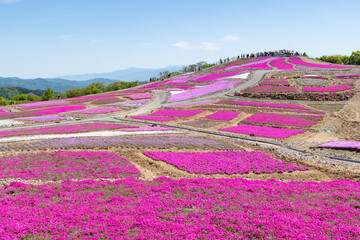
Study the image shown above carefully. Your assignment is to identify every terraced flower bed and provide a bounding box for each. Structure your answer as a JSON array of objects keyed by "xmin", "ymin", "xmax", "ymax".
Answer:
[
  {"xmin": 231, "ymin": 62, "xmax": 273, "ymax": 70},
  {"xmin": 203, "ymin": 110, "xmax": 241, "ymax": 121},
  {"xmin": 289, "ymin": 57, "xmax": 353, "ymax": 69},
  {"xmin": 303, "ymin": 85, "xmax": 355, "ymax": 92},
  {"xmin": 0, "ymin": 123, "xmax": 137, "ymax": 137},
  {"xmin": 243, "ymin": 112, "xmax": 316, "ymax": 127},
  {"xmin": 1, "ymin": 178, "xmax": 359, "ymax": 239},
  {"xmin": 168, "ymin": 81, "xmax": 241, "ymax": 102},
  {"xmin": 143, "ymin": 151, "xmax": 308, "ymax": 174},
  {"xmin": 91, "ymin": 97, "xmax": 123, "ymax": 105},
  {"xmin": 269, "ymin": 58, "xmax": 295, "ymax": 70},
  {"xmin": 219, "ymin": 124, "xmax": 306, "ymax": 138},
  {"xmin": 124, "ymin": 93, "xmax": 152, "ymax": 99},
  {"xmin": 20, "ymin": 116, "xmax": 71, "ymax": 122},
  {"xmin": 5, "ymin": 136, "xmax": 238, "ymax": 150},
  {"xmin": 0, "ymin": 151, "xmax": 140, "ymax": 181},
  {"xmin": 150, "ymin": 109, "xmax": 205, "ymax": 117},
  {"xmin": 192, "ymin": 71, "xmax": 245, "ymax": 82},
  {"xmin": 217, "ymin": 101, "xmax": 309, "ymax": 110},
  {"xmin": 74, "ymin": 107, "xmax": 121, "ymax": 114},
  {"xmin": 318, "ymin": 141, "xmax": 360, "ymax": 150},
  {"xmin": 259, "ymin": 80, "xmax": 290, "ymax": 86},
  {"xmin": 241, "ymin": 85, "xmax": 298, "ymax": 93}
]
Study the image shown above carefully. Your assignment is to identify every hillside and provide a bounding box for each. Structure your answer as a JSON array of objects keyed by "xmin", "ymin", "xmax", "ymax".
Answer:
[
  {"xmin": 0, "ymin": 86, "xmax": 44, "ymax": 99},
  {"xmin": 0, "ymin": 55, "xmax": 359, "ymax": 238}
]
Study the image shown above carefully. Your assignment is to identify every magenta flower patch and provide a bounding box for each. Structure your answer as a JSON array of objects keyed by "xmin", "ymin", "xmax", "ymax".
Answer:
[
  {"xmin": 1, "ymin": 178, "xmax": 359, "ymax": 239},
  {"xmin": 303, "ymin": 85, "xmax": 355, "ymax": 92},
  {"xmin": 243, "ymin": 86, "xmax": 298, "ymax": 93},
  {"xmin": 269, "ymin": 58, "xmax": 295, "ymax": 70},
  {"xmin": 74, "ymin": 107, "xmax": 121, "ymax": 114},
  {"xmin": 131, "ymin": 116, "xmax": 176, "ymax": 121},
  {"xmin": 150, "ymin": 109, "xmax": 205, "ymax": 117},
  {"xmin": 289, "ymin": 57, "xmax": 353, "ymax": 69},
  {"xmin": 243, "ymin": 112, "xmax": 316, "ymax": 127},
  {"xmin": 143, "ymin": 151, "xmax": 308, "ymax": 174},
  {"xmin": 124, "ymin": 93, "xmax": 152, "ymax": 99},
  {"xmin": 218, "ymin": 101, "xmax": 309, "ymax": 110},
  {"xmin": 0, "ymin": 151, "xmax": 140, "ymax": 180},
  {"xmin": 203, "ymin": 111, "xmax": 241, "ymax": 121},
  {"xmin": 32, "ymin": 106, "xmax": 86, "ymax": 115},
  {"xmin": 219, "ymin": 124, "xmax": 306, "ymax": 138}
]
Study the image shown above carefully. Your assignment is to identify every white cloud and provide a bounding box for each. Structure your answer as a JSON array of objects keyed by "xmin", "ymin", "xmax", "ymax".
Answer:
[
  {"xmin": 58, "ymin": 35, "xmax": 74, "ymax": 42},
  {"xmin": 201, "ymin": 42, "xmax": 219, "ymax": 51},
  {"xmin": 221, "ymin": 34, "xmax": 240, "ymax": 42},
  {"xmin": 172, "ymin": 41, "xmax": 219, "ymax": 51},
  {"xmin": 0, "ymin": 0, "xmax": 22, "ymax": 3},
  {"xmin": 172, "ymin": 41, "xmax": 195, "ymax": 49}
]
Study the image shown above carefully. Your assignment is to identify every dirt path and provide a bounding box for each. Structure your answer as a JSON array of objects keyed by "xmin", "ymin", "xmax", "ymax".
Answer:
[{"xmin": 126, "ymin": 90, "xmax": 168, "ymax": 116}]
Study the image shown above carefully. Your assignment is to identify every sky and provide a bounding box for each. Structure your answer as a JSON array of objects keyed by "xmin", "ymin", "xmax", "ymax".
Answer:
[{"xmin": 0, "ymin": 0, "xmax": 359, "ymax": 78}]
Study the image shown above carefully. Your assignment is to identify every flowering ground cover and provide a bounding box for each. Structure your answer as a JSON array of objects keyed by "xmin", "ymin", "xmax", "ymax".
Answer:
[
  {"xmin": 219, "ymin": 124, "xmax": 306, "ymax": 138},
  {"xmin": 242, "ymin": 86, "xmax": 298, "ymax": 93},
  {"xmin": 168, "ymin": 100, "xmax": 213, "ymax": 108},
  {"xmin": 17, "ymin": 100, "xmax": 68, "ymax": 109},
  {"xmin": 288, "ymin": 57, "xmax": 352, "ymax": 69},
  {"xmin": 318, "ymin": 141, "xmax": 360, "ymax": 150},
  {"xmin": 168, "ymin": 81, "xmax": 241, "ymax": 102},
  {"xmin": 20, "ymin": 116, "xmax": 70, "ymax": 122},
  {"xmin": 269, "ymin": 58, "xmax": 295, "ymax": 70},
  {"xmin": 203, "ymin": 110, "xmax": 241, "ymax": 121},
  {"xmin": 0, "ymin": 123, "xmax": 137, "ymax": 137},
  {"xmin": 303, "ymin": 85, "xmax": 355, "ymax": 92},
  {"xmin": 131, "ymin": 116, "xmax": 176, "ymax": 121},
  {"xmin": 32, "ymin": 106, "xmax": 86, "ymax": 115},
  {"xmin": 192, "ymin": 71, "xmax": 245, "ymax": 82},
  {"xmin": 74, "ymin": 107, "xmax": 121, "ymax": 114},
  {"xmin": 1, "ymin": 178, "xmax": 359, "ymax": 239},
  {"xmin": 216, "ymin": 100, "xmax": 309, "ymax": 110},
  {"xmin": 230, "ymin": 62, "xmax": 273, "ymax": 70},
  {"xmin": 259, "ymin": 80, "xmax": 290, "ymax": 86},
  {"xmin": 341, "ymin": 78, "xmax": 358, "ymax": 83},
  {"xmin": 120, "ymin": 127, "xmax": 174, "ymax": 132},
  {"xmin": 336, "ymin": 74, "xmax": 360, "ymax": 78},
  {"xmin": 143, "ymin": 151, "xmax": 308, "ymax": 174},
  {"xmin": 225, "ymin": 57, "xmax": 277, "ymax": 71},
  {"xmin": 243, "ymin": 112, "xmax": 316, "ymax": 127},
  {"xmin": 150, "ymin": 109, "xmax": 205, "ymax": 117},
  {"xmin": 124, "ymin": 93, "xmax": 152, "ymax": 99},
  {"xmin": 21, "ymin": 136, "xmax": 237, "ymax": 150},
  {"xmin": 91, "ymin": 97, "xmax": 123, "ymax": 105},
  {"xmin": 0, "ymin": 151, "xmax": 140, "ymax": 181}
]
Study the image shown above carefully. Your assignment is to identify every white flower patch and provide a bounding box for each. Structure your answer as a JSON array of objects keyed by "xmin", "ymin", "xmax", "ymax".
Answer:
[
  {"xmin": 0, "ymin": 130, "xmax": 181, "ymax": 143},
  {"xmin": 0, "ymin": 120, "xmax": 24, "ymax": 127},
  {"xmin": 226, "ymin": 72, "xmax": 250, "ymax": 79}
]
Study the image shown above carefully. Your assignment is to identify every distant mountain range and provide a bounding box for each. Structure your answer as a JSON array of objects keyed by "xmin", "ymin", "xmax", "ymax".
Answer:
[
  {"xmin": 0, "ymin": 65, "xmax": 183, "ymax": 93},
  {"xmin": 59, "ymin": 65, "xmax": 183, "ymax": 81},
  {"xmin": 0, "ymin": 77, "xmax": 118, "ymax": 93}
]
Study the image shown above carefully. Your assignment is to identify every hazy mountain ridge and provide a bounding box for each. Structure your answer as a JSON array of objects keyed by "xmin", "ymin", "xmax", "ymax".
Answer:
[
  {"xmin": 60, "ymin": 65, "xmax": 183, "ymax": 81},
  {"xmin": 0, "ymin": 77, "xmax": 118, "ymax": 93}
]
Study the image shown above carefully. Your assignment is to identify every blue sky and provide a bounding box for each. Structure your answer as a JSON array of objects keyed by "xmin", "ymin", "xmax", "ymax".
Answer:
[{"xmin": 0, "ymin": 0, "xmax": 359, "ymax": 78}]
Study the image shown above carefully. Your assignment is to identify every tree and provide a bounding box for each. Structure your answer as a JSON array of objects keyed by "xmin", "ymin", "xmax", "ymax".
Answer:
[
  {"xmin": 349, "ymin": 50, "xmax": 360, "ymax": 65},
  {"xmin": 12, "ymin": 94, "xmax": 28, "ymax": 101},
  {"xmin": 66, "ymin": 88, "xmax": 84, "ymax": 98},
  {"xmin": 41, "ymin": 87, "xmax": 55, "ymax": 101}
]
